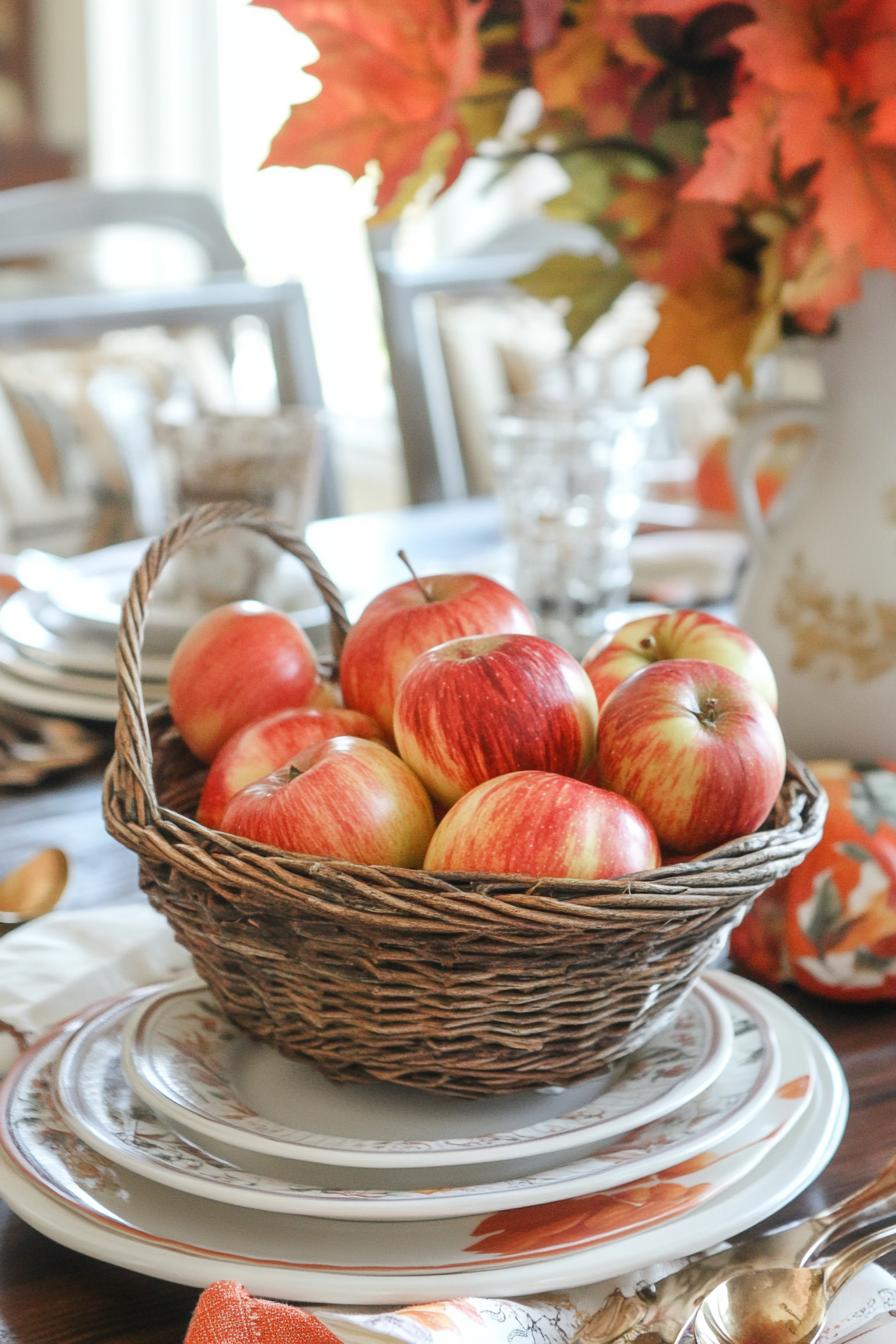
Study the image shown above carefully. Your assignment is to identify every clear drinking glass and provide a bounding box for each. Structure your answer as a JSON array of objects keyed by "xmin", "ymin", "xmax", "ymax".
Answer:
[
  {"xmin": 489, "ymin": 399, "xmax": 656, "ymax": 656},
  {"xmin": 154, "ymin": 408, "xmax": 322, "ymax": 608}
]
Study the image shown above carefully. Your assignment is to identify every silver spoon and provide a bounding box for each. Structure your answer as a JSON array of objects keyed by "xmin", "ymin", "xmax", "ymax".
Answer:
[{"xmin": 693, "ymin": 1221, "xmax": 896, "ymax": 1344}]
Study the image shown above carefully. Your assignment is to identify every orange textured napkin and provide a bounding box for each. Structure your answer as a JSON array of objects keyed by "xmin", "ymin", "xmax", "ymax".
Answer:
[{"xmin": 186, "ymin": 1282, "xmax": 342, "ymax": 1344}]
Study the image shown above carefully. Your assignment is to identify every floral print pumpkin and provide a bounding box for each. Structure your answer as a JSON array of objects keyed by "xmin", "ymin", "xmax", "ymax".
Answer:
[{"xmin": 730, "ymin": 760, "xmax": 896, "ymax": 1001}]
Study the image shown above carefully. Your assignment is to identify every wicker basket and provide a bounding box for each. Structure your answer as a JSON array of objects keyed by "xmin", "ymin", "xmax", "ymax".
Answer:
[{"xmin": 104, "ymin": 503, "xmax": 827, "ymax": 1097}]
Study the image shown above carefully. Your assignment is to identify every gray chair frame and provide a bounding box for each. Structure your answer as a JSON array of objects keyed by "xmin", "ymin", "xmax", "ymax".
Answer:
[
  {"xmin": 370, "ymin": 217, "xmax": 604, "ymax": 505},
  {"xmin": 0, "ymin": 182, "xmax": 338, "ymax": 517}
]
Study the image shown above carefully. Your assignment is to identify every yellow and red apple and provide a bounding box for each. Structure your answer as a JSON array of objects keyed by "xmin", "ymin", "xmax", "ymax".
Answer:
[
  {"xmin": 168, "ymin": 602, "xmax": 317, "ymax": 762},
  {"xmin": 340, "ymin": 572, "xmax": 535, "ymax": 735},
  {"xmin": 596, "ymin": 658, "xmax": 786, "ymax": 853},
  {"xmin": 583, "ymin": 609, "xmax": 778, "ymax": 711},
  {"xmin": 393, "ymin": 633, "xmax": 598, "ymax": 807},
  {"xmin": 220, "ymin": 736, "xmax": 435, "ymax": 867},
  {"xmin": 424, "ymin": 771, "xmax": 660, "ymax": 879},
  {"xmin": 197, "ymin": 706, "xmax": 384, "ymax": 829}
]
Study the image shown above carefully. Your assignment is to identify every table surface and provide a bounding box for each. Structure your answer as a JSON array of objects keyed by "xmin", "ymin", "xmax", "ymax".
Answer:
[{"xmin": 0, "ymin": 775, "xmax": 894, "ymax": 1343}]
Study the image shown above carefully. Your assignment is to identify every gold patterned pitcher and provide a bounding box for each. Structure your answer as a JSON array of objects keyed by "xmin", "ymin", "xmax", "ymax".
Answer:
[{"xmin": 733, "ymin": 269, "xmax": 896, "ymax": 759}]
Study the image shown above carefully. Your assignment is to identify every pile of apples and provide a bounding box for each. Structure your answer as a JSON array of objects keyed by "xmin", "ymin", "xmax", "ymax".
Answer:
[{"xmin": 168, "ymin": 565, "xmax": 786, "ymax": 881}]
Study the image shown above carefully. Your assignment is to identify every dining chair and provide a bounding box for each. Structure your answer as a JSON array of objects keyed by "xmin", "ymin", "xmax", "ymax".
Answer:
[
  {"xmin": 370, "ymin": 216, "xmax": 602, "ymax": 505},
  {"xmin": 0, "ymin": 181, "xmax": 339, "ymax": 520}
]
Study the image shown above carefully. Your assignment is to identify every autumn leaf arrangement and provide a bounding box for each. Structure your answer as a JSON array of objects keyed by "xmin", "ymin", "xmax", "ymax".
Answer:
[{"xmin": 256, "ymin": 0, "xmax": 896, "ymax": 382}]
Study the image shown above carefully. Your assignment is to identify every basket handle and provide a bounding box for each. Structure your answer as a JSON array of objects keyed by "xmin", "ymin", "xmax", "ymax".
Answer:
[{"xmin": 108, "ymin": 502, "xmax": 351, "ymax": 825}]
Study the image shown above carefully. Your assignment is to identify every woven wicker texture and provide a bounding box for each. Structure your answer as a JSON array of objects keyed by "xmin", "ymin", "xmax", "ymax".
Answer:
[{"xmin": 104, "ymin": 504, "xmax": 827, "ymax": 1096}]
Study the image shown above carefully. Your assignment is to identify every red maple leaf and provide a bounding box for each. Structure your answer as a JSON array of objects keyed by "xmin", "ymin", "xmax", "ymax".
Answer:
[{"xmin": 255, "ymin": 0, "xmax": 488, "ymax": 208}]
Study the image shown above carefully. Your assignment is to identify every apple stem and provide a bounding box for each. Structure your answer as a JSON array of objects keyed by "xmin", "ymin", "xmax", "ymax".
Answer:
[
  {"xmin": 702, "ymin": 696, "xmax": 719, "ymax": 726},
  {"xmin": 639, "ymin": 636, "xmax": 657, "ymax": 653},
  {"xmin": 287, "ymin": 765, "xmax": 302, "ymax": 782},
  {"xmin": 397, "ymin": 549, "xmax": 433, "ymax": 603}
]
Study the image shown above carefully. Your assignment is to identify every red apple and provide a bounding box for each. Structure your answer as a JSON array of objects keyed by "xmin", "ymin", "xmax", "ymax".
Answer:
[
  {"xmin": 583, "ymin": 609, "xmax": 778, "ymax": 711},
  {"xmin": 596, "ymin": 659, "xmax": 786, "ymax": 853},
  {"xmin": 220, "ymin": 736, "xmax": 435, "ymax": 867},
  {"xmin": 394, "ymin": 633, "xmax": 599, "ymax": 807},
  {"xmin": 169, "ymin": 602, "xmax": 317, "ymax": 762},
  {"xmin": 424, "ymin": 771, "xmax": 660, "ymax": 879},
  {"xmin": 197, "ymin": 706, "xmax": 385, "ymax": 829},
  {"xmin": 340, "ymin": 571, "xmax": 535, "ymax": 735}
]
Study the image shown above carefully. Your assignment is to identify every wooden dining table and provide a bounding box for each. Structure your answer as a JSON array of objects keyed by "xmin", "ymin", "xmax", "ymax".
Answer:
[{"xmin": 0, "ymin": 766, "xmax": 890, "ymax": 1344}]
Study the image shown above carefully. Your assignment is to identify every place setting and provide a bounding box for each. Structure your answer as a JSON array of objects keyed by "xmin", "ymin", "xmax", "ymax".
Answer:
[
  {"xmin": 0, "ymin": 537, "xmax": 332, "ymax": 723},
  {"xmin": 0, "ymin": 966, "xmax": 845, "ymax": 1304}
]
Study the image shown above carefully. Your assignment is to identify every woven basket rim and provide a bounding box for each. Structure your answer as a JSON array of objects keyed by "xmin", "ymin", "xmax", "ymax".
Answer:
[{"xmin": 102, "ymin": 502, "xmax": 827, "ymax": 936}]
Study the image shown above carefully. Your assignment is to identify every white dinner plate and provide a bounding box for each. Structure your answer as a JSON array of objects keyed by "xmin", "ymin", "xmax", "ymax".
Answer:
[
  {"xmin": 53, "ymin": 972, "xmax": 781, "ymax": 1220},
  {"xmin": 0, "ymin": 978, "xmax": 844, "ymax": 1304},
  {"xmin": 0, "ymin": 638, "xmax": 166, "ymax": 702},
  {"xmin": 0, "ymin": 657, "xmax": 124, "ymax": 720},
  {"xmin": 121, "ymin": 978, "xmax": 733, "ymax": 1170},
  {"xmin": 0, "ymin": 590, "xmax": 171, "ymax": 680},
  {"xmin": 46, "ymin": 540, "xmax": 330, "ymax": 638}
]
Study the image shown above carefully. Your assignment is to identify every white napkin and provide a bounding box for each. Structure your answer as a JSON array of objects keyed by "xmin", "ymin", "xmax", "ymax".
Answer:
[
  {"xmin": 0, "ymin": 902, "xmax": 190, "ymax": 1075},
  {"xmin": 0, "ymin": 904, "xmax": 892, "ymax": 1343}
]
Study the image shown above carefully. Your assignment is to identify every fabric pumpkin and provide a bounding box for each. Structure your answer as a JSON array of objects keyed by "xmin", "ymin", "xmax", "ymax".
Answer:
[{"xmin": 730, "ymin": 760, "xmax": 896, "ymax": 1001}]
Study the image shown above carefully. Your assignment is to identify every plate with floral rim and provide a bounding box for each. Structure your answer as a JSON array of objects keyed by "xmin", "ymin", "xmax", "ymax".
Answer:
[
  {"xmin": 119, "ymin": 977, "xmax": 733, "ymax": 1169},
  {"xmin": 0, "ymin": 978, "xmax": 842, "ymax": 1304},
  {"xmin": 53, "ymin": 973, "xmax": 780, "ymax": 1220}
]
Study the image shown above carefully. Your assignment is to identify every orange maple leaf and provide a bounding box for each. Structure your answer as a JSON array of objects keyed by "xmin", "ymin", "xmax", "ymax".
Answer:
[
  {"xmin": 533, "ymin": 2, "xmax": 606, "ymax": 112},
  {"xmin": 645, "ymin": 263, "xmax": 771, "ymax": 382},
  {"xmin": 688, "ymin": 0, "xmax": 896, "ymax": 277},
  {"xmin": 256, "ymin": 0, "xmax": 487, "ymax": 209}
]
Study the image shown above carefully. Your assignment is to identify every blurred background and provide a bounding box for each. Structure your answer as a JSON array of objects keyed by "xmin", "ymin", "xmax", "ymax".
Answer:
[{"xmin": 0, "ymin": 0, "xmax": 760, "ymax": 549}]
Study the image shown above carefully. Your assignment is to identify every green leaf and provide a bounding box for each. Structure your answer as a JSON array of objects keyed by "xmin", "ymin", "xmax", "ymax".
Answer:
[
  {"xmin": 805, "ymin": 874, "xmax": 843, "ymax": 950},
  {"xmin": 850, "ymin": 766, "xmax": 896, "ymax": 834},
  {"xmin": 651, "ymin": 117, "xmax": 707, "ymax": 167},
  {"xmin": 544, "ymin": 149, "xmax": 648, "ymax": 226},
  {"xmin": 515, "ymin": 252, "xmax": 633, "ymax": 343}
]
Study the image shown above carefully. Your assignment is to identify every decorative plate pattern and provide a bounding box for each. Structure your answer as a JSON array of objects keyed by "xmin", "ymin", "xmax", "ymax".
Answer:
[
  {"xmin": 53, "ymin": 977, "xmax": 780, "ymax": 1220},
  {"xmin": 1, "ymin": 1022, "xmax": 808, "ymax": 1278},
  {"xmin": 0, "ymin": 972, "xmax": 847, "ymax": 1305},
  {"xmin": 121, "ymin": 978, "xmax": 733, "ymax": 1168}
]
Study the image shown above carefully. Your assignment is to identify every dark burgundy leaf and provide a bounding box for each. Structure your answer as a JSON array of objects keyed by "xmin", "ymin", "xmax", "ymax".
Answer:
[
  {"xmin": 684, "ymin": 3, "xmax": 756, "ymax": 55},
  {"xmin": 691, "ymin": 55, "xmax": 740, "ymax": 121},
  {"xmin": 632, "ymin": 13, "xmax": 683, "ymax": 60}
]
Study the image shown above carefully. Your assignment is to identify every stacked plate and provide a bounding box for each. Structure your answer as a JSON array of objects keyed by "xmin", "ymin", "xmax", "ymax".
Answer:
[
  {"xmin": 0, "ymin": 970, "xmax": 847, "ymax": 1304},
  {"xmin": 0, "ymin": 541, "xmax": 330, "ymax": 721}
]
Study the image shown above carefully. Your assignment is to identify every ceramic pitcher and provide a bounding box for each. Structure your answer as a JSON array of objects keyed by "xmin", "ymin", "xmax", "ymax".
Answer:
[{"xmin": 734, "ymin": 270, "xmax": 896, "ymax": 760}]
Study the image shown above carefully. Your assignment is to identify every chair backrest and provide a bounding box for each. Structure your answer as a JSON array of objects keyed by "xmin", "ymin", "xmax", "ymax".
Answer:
[{"xmin": 0, "ymin": 181, "xmax": 246, "ymax": 274}]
